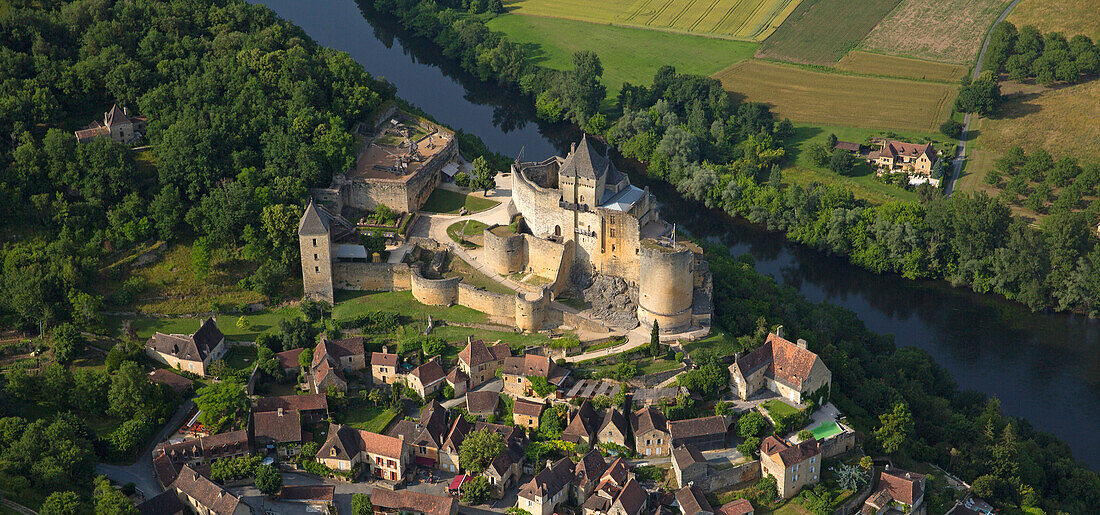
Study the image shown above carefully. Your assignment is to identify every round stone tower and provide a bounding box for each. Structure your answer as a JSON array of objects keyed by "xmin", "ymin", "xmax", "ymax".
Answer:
[
  {"xmin": 515, "ymin": 289, "xmax": 548, "ymax": 332},
  {"xmin": 637, "ymin": 241, "xmax": 694, "ymax": 332},
  {"xmin": 482, "ymin": 225, "xmax": 525, "ymax": 275}
]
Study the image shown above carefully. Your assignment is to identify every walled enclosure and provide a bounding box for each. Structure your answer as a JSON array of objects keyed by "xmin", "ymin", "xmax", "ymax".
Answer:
[
  {"xmin": 410, "ymin": 267, "xmax": 460, "ymax": 306},
  {"xmin": 481, "ymin": 225, "xmax": 574, "ymax": 297},
  {"xmin": 333, "ymin": 262, "xmax": 411, "ymax": 291},
  {"xmin": 637, "ymin": 242, "xmax": 694, "ymax": 332}
]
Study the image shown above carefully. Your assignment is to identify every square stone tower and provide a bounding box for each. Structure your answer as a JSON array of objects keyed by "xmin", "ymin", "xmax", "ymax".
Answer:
[{"xmin": 298, "ymin": 200, "xmax": 335, "ymax": 304}]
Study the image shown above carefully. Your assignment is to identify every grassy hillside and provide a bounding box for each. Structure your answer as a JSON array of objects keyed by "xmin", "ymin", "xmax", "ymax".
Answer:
[
  {"xmin": 1006, "ymin": 0, "xmax": 1100, "ymax": 41},
  {"xmin": 487, "ymin": 14, "xmax": 757, "ymax": 101},
  {"xmin": 713, "ymin": 60, "xmax": 955, "ymax": 132},
  {"xmin": 501, "ymin": 0, "xmax": 803, "ymax": 41},
  {"xmin": 755, "ymin": 0, "xmax": 901, "ymax": 65},
  {"xmin": 861, "ymin": 0, "xmax": 1009, "ymax": 64}
]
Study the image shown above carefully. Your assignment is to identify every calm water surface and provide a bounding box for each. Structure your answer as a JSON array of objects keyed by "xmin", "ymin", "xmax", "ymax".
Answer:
[{"xmin": 254, "ymin": 0, "xmax": 1100, "ymax": 469}]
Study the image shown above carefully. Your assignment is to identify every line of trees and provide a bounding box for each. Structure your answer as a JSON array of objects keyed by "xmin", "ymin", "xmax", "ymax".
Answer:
[{"xmin": 986, "ymin": 21, "xmax": 1099, "ymax": 86}]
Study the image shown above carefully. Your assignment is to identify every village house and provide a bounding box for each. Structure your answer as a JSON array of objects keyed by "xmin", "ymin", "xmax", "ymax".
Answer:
[
  {"xmin": 370, "ymin": 488, "xmax": 458, "ymax": 515},
  {"xmin": 74, "ymin": 104, "xmax": 148, "ymax": 144},
  {"xmin": 501, "ymin": 353, "xmax": 570, "ymax": 398},
  {"xmin": 466, "ymin": 390, "xmax": 500, "ymax": 421},
  {"xmin": 437, "ymin": 417, "xmax": 472, "ymax": 474},
  {"xmin": 408, "ymin": 358, "xmax": 447, "ymax": 398},
  {"xmin": 518, "ymin": 457, "xmax": 575, "ymax": 515},
  {"xmin": 458, "ymin": 337, "xmax": 511, "ymax": 387},
  {"xmin": 387, "ymin": 401, "xmax": 449, "ymax": 469},
  {"xmin": 669, "ymin": 416, "xmax": 728, "ymax": 451},
  {"xmin": 672, "ymin": 444, "xmax": 708, "ymax": 488},
  {"xmin": 310, "ymin": 336, "xmax": 366, "ymax": 394},
  {"xmin": 168, "ymin": 464, "xmax": 251, "ymax": 514},
  {"xmin": 371, "ymin": 348, "xmax": 400, "ymax": 385},
  {"xmin": 716, "ymin": 499, "xmax": 754, "ymax": 515},
  {"xmin": 760, "ymin": 436, "xmax": 822, "ymax": 499},
  {"xmin": 729, "ymin": 332, "xmax": 831, "ymax": 405},
  {"xmin": 251, "ymin": 408, "xmax": 306, "ymax": 458},
  {"xmin": 573, "ymin": 450, "xmax": 610, "ymax": 503},
  {"xmin": 868, "ymin": 139, "xmax": 937, "ymax": 177},
  {"xmin": 137, "ymin": 488, "xmax": 187, "ymax": 515},
  {"xmin": 598, "ymin": 407, "xmax": 629, "ymax": 447},
  {"xmin": 145, "ymin": 317, "xmax": 228, "ymax": 377},
  {"xmin": 149, "ymin": 369, "xmax": 194, "ymax": 397},
  {"xmin": 274, "ymin": 348, "xmax": 306, "ymax": 375},
  {"xmin": 562, "ymin": 401, "xmax": 602, "ymax": 444},
  {"xmin": 155, "ymin": 430, "xmax": 251, "ymax": 469},
  {"xmin": 446, "ymin": 368, "xmax": 469, "ymax": 397},
  {"xmin": 676, "ymin": 485, "xmax": 714, "ymax": 515},
  {"xmin": 631, "ymin": 407, "xmax": 671, "ymax": 457},
  {"xmin": 276, "ymin": 485, "xmax": 335, "ymax": 510},
  {"xmin": 316, "ymin": 423, "xmax": 409, "ymax": 483},
  {"xmin": 253, "ymin": 393, "xmax": 329, "ymax": 424},
  {"xmin": 513, "ymin": 398, "xmax": 546, "ymax": 429},
  {"xmin": 582, "ymin": 476, "xmax": 647, "ymax": 515},
  {"xmin": 152, "ymin": 453, "xmax": 179, "ymax": 490},
  {"xmin": 863, "ymin": 467, "xmax": 927, "ymax": 515},
  {"xmin": 438, "ymin": 418, "xmax": 527, "ymax": 496}
]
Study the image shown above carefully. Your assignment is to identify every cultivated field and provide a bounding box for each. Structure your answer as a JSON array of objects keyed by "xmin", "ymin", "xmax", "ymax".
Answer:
[
  {"xmin": 1006, "ymin": 0, "xmax": 1100, "ymax": 40},
  {"xmin": 713, "ymin": 60, "xmax": 955, "ymax": 132},
  {"xmin": 755, "ymin": 0, "xmax": 901, "ymax": 65},
  {"xmin": 487, "ymin": 14, "xmax": 757, "ymax": 99},
  {"xmin": 836, "ymin": 51, "xmax": 967, "ymax": 82},
  {"xmin": 862, "ymin": 0, "xmax": 1009, "ymax": 64},
  {"xmin": 501, "ymin": 0, "xmax": 803, "ymax": 40}
]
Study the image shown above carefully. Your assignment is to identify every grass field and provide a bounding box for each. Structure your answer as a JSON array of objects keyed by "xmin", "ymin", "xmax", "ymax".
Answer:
[
  {"xmin": 333, "ymin": 290, "xmax": 489, "ymax": 325},
  {"xmin": 125, "ymin": 306, "xmax": 303, "ymax": 341},
  {"xmin": 974, "ymin": 80, "xmax": 1100, "ymax": 165},
  {"xmin": 1006, "ymin": 0, "xmax": 1100, "ymax": 41},
  {"xmin": 755, "ymin": 0, "xmax": 901, "ymax": 65},
  {"xmin": 714, "ymin": 60, "xmax": 955, "ymax": 132},
  {"xmin": 861, "ymin": 0, "xmax": 1009, "ymax": 64},
  {"xmin": 486, "ymin": 14, "xmax": 756, "ymax": 101},
  {"xmin": 501, "ymin": 0, "xmax": 803, "ymax": 41},
  {"xmin": 343, "ymin": 404, "xmax": 399, "ymax": 433},
  {"xmin": 763, "ymin": 399, "xmax": 800, "ymax": 419},
  {"xmin": 421, "ymin": 188, "xmax": 499, "ymax": 214},
  {"xmin": 835, "ymin": 51, "xmax": 967, "ymax": 82}
]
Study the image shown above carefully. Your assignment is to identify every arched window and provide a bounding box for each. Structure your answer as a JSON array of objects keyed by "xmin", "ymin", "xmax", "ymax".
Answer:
[{"xmin": 554, "ymin": 226, "xmax": 561, "ymax": 237}]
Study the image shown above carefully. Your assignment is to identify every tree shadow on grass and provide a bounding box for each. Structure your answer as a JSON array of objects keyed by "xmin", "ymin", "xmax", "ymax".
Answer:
[
  {"xmin": 780, "ymin": 124, "xmax": 823, "ymax": 164},
  {"xmin": 994, "ymin": 92, "xmax": 1043, "ymax": 120}
]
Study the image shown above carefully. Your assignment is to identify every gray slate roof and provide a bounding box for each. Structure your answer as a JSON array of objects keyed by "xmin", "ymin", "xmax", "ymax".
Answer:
[
  {"xmin": 559, "ymin": 134, "xmax": 614, "ymax": 180},
  {"xmin": 298, "ymin": 199, "xmax": 331, "ymax": 236}
]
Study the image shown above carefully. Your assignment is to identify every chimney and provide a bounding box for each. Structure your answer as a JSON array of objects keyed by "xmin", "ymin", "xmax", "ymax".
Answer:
[
  {"xmin": 775, "ymin": 325, "xmax": 784, "ymax": 339},
  {"xmin": 383, "ymin": 345, "xmax": 389, "ymax": 354},
  {"xmin": 796, "ymin": 339, "xmax": 807, "ymax": 349},
  {"xmin": 123, "ymin": 106, "xmax": 129, "ymax": 115},
  {"xmin": 278, "ymin": 407, "xmax": 284, "ymax": 416},
  {"xmin": 218, "ymin": 491, "xmax": 224, "ymax": 498},
  {"xmin": 571, "ymin": 142, "xmax": 577, "ymax": 153},
  {"xmin": 398, "ymin": 434, "xmax": 404, "ymax": 441}
]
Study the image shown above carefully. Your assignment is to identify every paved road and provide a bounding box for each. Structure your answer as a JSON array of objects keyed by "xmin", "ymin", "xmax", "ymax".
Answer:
[
  {"xmin": 0, "ymin": 499, "xmax": 37, "ymax": 515},
  {"xmin": 96, "ymin": 400, "xmax": 196, "ymax": 500},
  {"xmin": 946, "ymin": 0, "xmax": 1023, "ymax": 196}
]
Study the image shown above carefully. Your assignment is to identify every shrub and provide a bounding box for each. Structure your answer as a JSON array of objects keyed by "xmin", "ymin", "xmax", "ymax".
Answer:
[
  {"xmin": 798, "ymin": 429, "xmax": 815, "ymax": 441},
  {"xmin": 940, "ymin": 119, "xmax": 963, "ymax": 139},
  {"xmin": 454, "ymin": 172, "xmax": 470, "ymax": 187}
]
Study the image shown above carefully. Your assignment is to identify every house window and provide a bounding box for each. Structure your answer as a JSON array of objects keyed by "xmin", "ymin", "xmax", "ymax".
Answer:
[
  {"xmin": 610, "ymin": 228, "xmax": 615, "ymax": 237},
  {"xmin": 315, "ymin": 267, "xmax": 319, "ymax": 273},
  {"xmin": 314, "ymin": 254, "xmax": 318, "ymax": 260},
  {"xmin": 312, "ymin": 238, "xmax": 317, "ymax": 246},
  {"xmin": 611, "ymin": 245, "xmax": 615, "ymax": 251}
]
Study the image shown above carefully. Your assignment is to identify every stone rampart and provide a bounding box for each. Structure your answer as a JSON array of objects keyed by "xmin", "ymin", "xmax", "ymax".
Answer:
[
  {"xmin": 456, "ymin": 283, "xmax": 515, "ymax": 319},
  {"xmin": 333, "ymin": 262, "xmax": 411, "ymax": 291},
  {"xmin": 410, "ymin": 268, "xmax": 459, "ymax": 306},
  {"xmin": 515, "ymin": 289, "xmax": 549, "ymax": 332},
  {"xmin": 483, "ymin": 226, "xmax": 525, "ymax": 275},
  {"xmin": 512, "ymin": 161, "xmax": 569, "ymax": 238}
]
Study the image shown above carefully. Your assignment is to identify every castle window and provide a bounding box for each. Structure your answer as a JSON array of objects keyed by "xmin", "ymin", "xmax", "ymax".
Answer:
[
  {"xmin": 610, "ymin": 228, "xmax": 615, "ymax": 237},
  {"xmin": 314, "ymin": 254, "xmax": 318, "ymax": 260},
  {"xmin": 312, "ymin": 238, "xmax": 317, "ymax": 246},
  {"xmin": 611, "ymin": 245, "xmax": 615, "ymax": 251},
  {"xmin": 315, "ymin": 267, "xmax": 319, "ymax": 273}
]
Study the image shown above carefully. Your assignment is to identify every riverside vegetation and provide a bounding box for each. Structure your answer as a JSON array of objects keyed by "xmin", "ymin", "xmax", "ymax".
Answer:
[
  {"xmin": 0, "ymin": 0, "xmax": 1098, "ymax": 513},
  {"xmin": 364, "ymin": 0, "xmax": 1100, "ymax": 316}
]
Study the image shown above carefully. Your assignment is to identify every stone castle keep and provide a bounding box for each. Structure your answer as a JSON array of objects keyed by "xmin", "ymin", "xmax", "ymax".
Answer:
[{"xmin": 299, "ymin": 134, "xmax": 710, "ymax": 334}]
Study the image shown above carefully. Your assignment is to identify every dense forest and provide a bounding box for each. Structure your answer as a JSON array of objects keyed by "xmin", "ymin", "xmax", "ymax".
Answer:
[
  {"xmin": 364, "ymin": 0, "xmax": 1100, "ymax": 317},
  {"xmin": 0, "ymin": 0, "xmax": 394, "ymax": 331}
]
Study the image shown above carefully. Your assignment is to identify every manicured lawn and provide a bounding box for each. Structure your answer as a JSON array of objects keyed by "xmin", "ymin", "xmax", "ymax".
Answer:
[
  {"xmin": 487, "ymin": 14, "xmax": 757, "ymax": 105},
  {"xmin": 591, "ymin": 357, "xmax": 681, "ymax": 377},
  {"xmin": 681, "ymin": 330, "xmax": 740, "ymax": 357},
  {"xmin": 333, "ymin": 290, "xmax": 489, "ymax": 325},
  {"xmin": 447, "ymin": 220, "xmax": 487, "ymax": 249},
  {"xmin": 445, "ymin": 255, "xmax": 514, "ymax": 295},
  {"xmin": 224, "ymin": 345, "xmax": 257, "ymax": 372},
  {"xmin": 763, "ymin": 399, "xmax": 801, "ymax": 419},
  {"xmin": 342, "ymin": 404, "xmax": 399, "ymax": 433},
  {"xmin": 421, "ymin": 188, "xmax": 499, "ymax": 214},
  {"xmin": 428, "ymin": 325, "xmax": 552, "ymax": 348}
]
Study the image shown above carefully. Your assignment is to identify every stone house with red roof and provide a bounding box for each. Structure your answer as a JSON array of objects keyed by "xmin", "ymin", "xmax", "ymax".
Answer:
[
  {"xmin": 74, "ymin": 104, "xmax": 147, "ymax": 144},
  {"xmin": 438, "ymin": 419, "xmax": 526, "ymax": 497},
  {"xmin": 408, "ymin": 358, "xmax": 447, "ymax": 398},
  {"xmin": 371, "ymin": 348, "xmax": 400, "ymax": 385},
  {"xmin": 862, "ymin": 467, "xmax": 926, "ymax": 515},
  {"xmin": 868, "ymin": 140, "xmax": 938, "ymax": 177},
  {"xmin": 716, "ymin": 499, "xmax": 754, "ymax": 515},
  {"xmin": 672, "ymin": 444, "xmax": 708, "ymax": 489},
  {"xmin": 155, "ymin": 430, "xmax": 252, "ymax": 469},
  {"xmin": 145, "ymin": 317, "xmax": 228, "ymax": 377},
  {"xmin": 251, "ymin": 408, "xmax": 306, "ymax": 458},
  {"xmin": 274, "ymin": 348, "xmax": 305, "ymax": 375},
  {"xmin": 630, "ymin": 406, "xmax": 670, "ymax": 457},
  {"xmin": 370, "ymin": 488, "xmax": 458, "ymax": 515},
  {"xmin": 518, "ymin": 457, "xmax": 575, "ymax": 515},
  {"xmin": 513, "ymin": 398, "xmax": 546, "ymax": 429},
  {"xmin": 254, "ymin": 393, "xmax": 329, "ymax": 424},
  {"xmin": 501, "ymin": 353, "xmax": 570, "ymax": 398},
  {"xmin": 386, "ymin": 400, "xmax": 449, "ymax": 469},
  {"xmin": 669, "ymin": 416, "xmax": 728, "ymax": 451},
  {"xmin": 316, "ymin": 423, "xmax": 410, "ymax": 482},
  {"xmin": 562, "ymin": 401, "xmax": 601, "ymax": 444},
  {"xmin": 760, "ymin": 436, "xmax": 822, "ymax": 498},
  {"xmin": 309, "ymin": 336, "xmax": 366, "ymax": 394},
  {"xmin": 458, "ymin": 337, "xmax": 511, "ymax": 387},
  {"xmin": 582, "ymin": 476, "xmax": 647, "ymax": 515},
  {"xmin": 675, "ymin": 485, "xmax": 714, "ymax": 515},
  {"xmin": 169, "ymin": 464, "xmax": 252, "ymax": 515},
  {"xmin": 729, "ymin": 332, "xmax": 831, "ymax": 405}
]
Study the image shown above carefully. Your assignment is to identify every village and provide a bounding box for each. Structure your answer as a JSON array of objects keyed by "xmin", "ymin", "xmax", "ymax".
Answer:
[{"xmin": 120, "ymin": 106, "xmax": 994, "ymax": 515}]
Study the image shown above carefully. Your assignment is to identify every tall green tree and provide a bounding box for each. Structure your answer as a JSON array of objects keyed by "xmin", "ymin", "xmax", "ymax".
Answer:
[{"xmin": 459, "ymin": 429, "xmax": 505, "ymax": 473}]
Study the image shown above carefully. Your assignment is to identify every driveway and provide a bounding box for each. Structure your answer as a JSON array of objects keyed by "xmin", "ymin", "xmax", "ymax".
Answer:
[{"xmin": 96, "ymin": 400, "xmax": 196, "ymax": 500}]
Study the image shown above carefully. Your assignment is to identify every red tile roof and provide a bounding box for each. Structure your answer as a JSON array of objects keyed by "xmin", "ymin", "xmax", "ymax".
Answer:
[
  {"xmin": 458, "ymin": 338, "xmax": 510, "ymax": 367},
  {"xmin": 275, "ymin": 348, "xmax": 305, "ymax": 370},
  {"xmin": 172, "ymin": 464, "xmax": 243, "ymax": 515},
  {"xmin": 369, "ymin": 488, "xmax": 457, "ymax": 515},
  {"xmin": 630, "ymin": 407, "xmax": 669, "ymax": 435},
  {"xmin": 149, "ymin": 369, "xmax": 193, "ymax": 395},
  {"xmin": 372, "ymin": 351, "xmax": 399, "ymax": 367},
  {"xmin": 668, "ymin": 416, "xmax": 727, "ymax": 440},
  {"xmin": 675, "ymin": 486, "xmax": 713, "ymax": 515},
  {"xmin": 317, "ymin": 423, "xmax": 405, "ymax": 460},
  {"xmin": 253, "ymin": 409, "xmax": 304, "ymax": 444},
  {"xmin": 875, "ymin": 468, "xmax": 925, "ymax": 506},
  {"xmin": 760, "ymin": 436, "xmax": 820, "ymax": 467},
  {"xmin": 255, "ymin": 393, "xmax": 328, "ymax": 413},
  {"xmin": 466, "ymin": 390, "xmax": 500, "ymax": 414},
  {"xmin": 733, "ymin": 333, "xmax": 823, "ymax": 389},
  {"xmin": 717, "ymin": 499, "xmax": 754, "ymax": 515},
  {"xmin": 502, "ymin": 354, "xmax": 569, "ymax": 384},
  {"xmin": 410, "ymin": 359, "xmax": 446, "ymax": 386},
  {"xmin": 513, "ymin": 398, "xmax": 546, "ymax": 417}
]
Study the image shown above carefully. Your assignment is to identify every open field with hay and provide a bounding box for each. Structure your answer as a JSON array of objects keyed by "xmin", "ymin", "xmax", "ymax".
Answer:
[
  {"xmin": 836, "ymin": 51, "xmax": 967, "ymax": 82},
  {"xmin": 861, "ymin": 0, "xmax": 1009, "ymax": 64},
  {"xmin": 755, "ymin": 0, "xmax": 900, "ymax": 65},
  {"xmin": 713, "ymin": 60, "xmax": 955, "ymax": 132},
  {"xmin": 501, "ymin": 0, "xmax": 802, "ymax": 41},
  {"xmin": 1006, "ymin": 0, "xmax": 1100, "ymax": 41},
  {"xmin": 487, "ymin": 14, "xmax": 756, "ymax": 99}
]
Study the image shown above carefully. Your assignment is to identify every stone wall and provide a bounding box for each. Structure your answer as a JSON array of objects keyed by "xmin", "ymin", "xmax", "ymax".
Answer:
[
  {"xmin": 456, "ymin": 283, "xmax": 515, "ymax": 319},
  {"xmin": 596, "ymin": 208, "xmax": 641, "ymax": 285},
  {"xmin": 300, "ymin": 232, "xmax": 334, "ymax": 304},
  {"xmin": 333, "ymin": 262, "xmax": 411, "ymax": 291},
  {"xmin": 515, "ymin": 290, "xmax": 548, "ymax": 332},
  {"xmin": 483, "ymin": 227, "xmax": 525, "ymax": 275},
  {"xmin": 819, "ymin": 427, "xmax": 857, "ymax": 458},
  {"xmin": 705, "ymin": 460, "xmax": 761, "ymax": 492},
  {"xmin": 637, "ymin": 243, "xmax": 694, "ymax": 332},
  {"xmin": 410, "ymin": 268, "xmax": 460, "ymax": 306},
  {"xmin": 512, "ymin": 161, "xmax": 571, "ymax": 239},
  {"xmin": 628, "ymin": 365, "xmax": 687, "ymax": 388},
  {"xmin": 525, "ymin": 235, "xmax": 572, "ymax": 296}
]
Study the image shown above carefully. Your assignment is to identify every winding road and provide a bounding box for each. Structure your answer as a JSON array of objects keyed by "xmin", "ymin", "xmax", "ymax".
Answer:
[{"xmin": 945, "ymin": 0, "xmax": 1024, "ymax": 196}]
